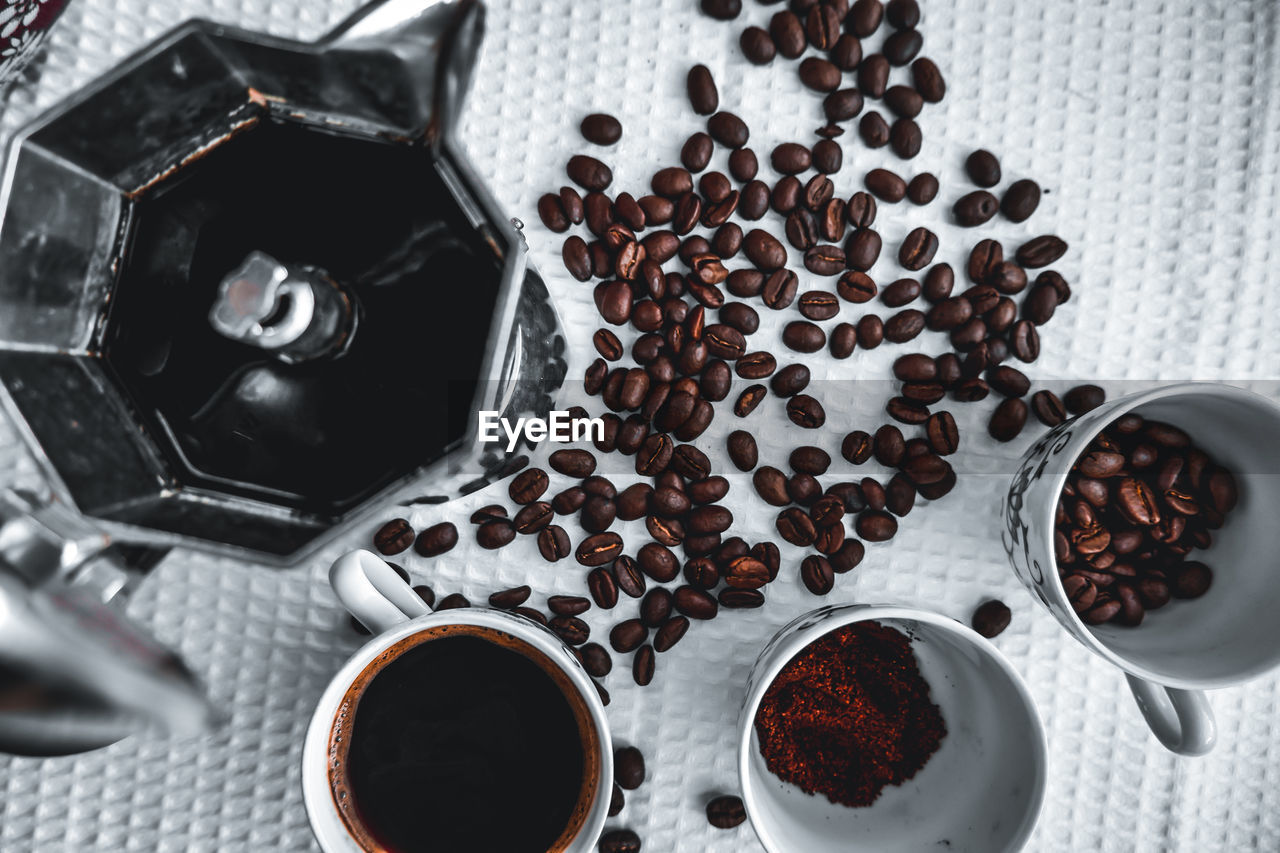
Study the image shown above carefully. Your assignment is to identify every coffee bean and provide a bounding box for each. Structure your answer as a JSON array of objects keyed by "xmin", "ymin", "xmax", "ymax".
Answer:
[
  {"xmin": 743, "ymin": 229, "xmax": 787, "ymax": 272},
  {"xmin": 901, "ymin": 173, "xmax": 939, "ymax": 207},
  {"xmin": 561, "ymin": 235, "xmax": 592, "ymax": 282},
  {"xmin": 673, "ymin": 585, "xmax": 719, "ymax": 619},
  {"xmin": 898, "ymin": 227, "xmax": 938, "ymax": 271},
  {"xmin": 797, "ymin": 555, "xmax": 834, "ymax": 595},
  {"xmin": 884, "ymin": 309, "xmax": 925, "ymax": 343},
  {"xmin": 700, "ymin": 0, "xmax": 741, "ymax": 17},
  {"xmin": 635, "ymin": 542, "xmax": 678, "ymax": 583},
  {"xmin": 910, "ymin": 56, "xmax": 946, "ymax": 103},
  {"xmin": 883, "ymin": 27, "xmax": 922, "ymax": 64},
  {"xmin": 1064, "ymin": 384, "xmax": 1105, "ymax": 414},
  {"xmin": 740, "ymin": 25, "xmax": 777, "ymax": 64},
  {"xmin": 1025, "ymin": 391, "xmax": 1066, "ymax": 428},
  {"xmin": 953, "ymin": 190, "xmax": 999, "ymax": 227},
  {"xmin": 407, "ymin": 521, "xmax": 456, "ymax": 558},
  {"xmin": 580, "ymin": 113, "xmax": 622, "ymax": 147},
  {"xmin": 1012, "ymin": 236, "xmax": 1067, "ymax": 270},
  {"xmin": 635, "ymin": 432, "xmax": 673, "ymax": 476},
  {"xmin": 567, "ymin": 154, "xmax": 612, "ymax": 192},
  {"xmin": 1001, "ymin": 178, "xmax": 1041, "ymax": 222},
  {"xmin": 768, "ymin": 9, "xmax": 806, "ymax": 57},
  {"xmin": 889, "ymin": 118, "xmax": 922, "ymax": 159},
  {"xmin": 831, "ymin": 32, "xmax": 864, "ymax": 69},
  {"xmin": 799, "ymin": 56, "xmax": 842, "ymax": 92},
  {"xmin": 727, "ymin": 430, "xmax": 759, "ymax": 472},
  {"xmin": 735, "ymin": 384, "xmax": 767, "ymax": 418},
  {"xmin": 708, "ymin": 111, "xmax": 750, "ymax": 148},
  {"xmin": 687, "ymin": 64, "xmax": 719, "ymax": 115},
  {"xmin": 610, "ymin": 620, "xmax": 648, "ymax": 655},
  {"xmin": 476, "ymin": 517, "xmax": 516, "ymax": 548},
  {"xmin": 972, "ymin": 599, "xmax": 1011, "ymax": 638},
  {"xmin": 485, "ymin": 586, "xmax": 530, "ymax": 611},
  {"xmin": 538, "ymin": 193, "xmax": 570, "ymax": 233},
  {"xmin": 839, "ymin": 430, "xmax": 871, "ymax": 465},
  {"xmin": 513, "ymin": 501, "xmax": 553, "ymax": 534},
  {"xmin": 858, "ymin": 53, "xmax": 889, "ymax": 97},
  {"xmin": 835, "ymin": 272, "xmax": 876, "ymax": 305},
  {"xmin": 824, "ymin": 88, "xmax": 864, "ymax": 123},
  {"xmin": 787, "ymin": 394, "xmax": 826, "ymax": 428},
  {"xmin": 1009, "ymin": 320, "xmax": 1041, "ymax": 363},
  {"xmin": 670, "ymin": 445, "xmax": 711, "ymax": 481},
  {"xmin": 785, "ymin": 446, "xmax": 829, "ymax": 476},
  {"xmin": 986, "ymin": 365, "xmax": 1030, "ymax": 398},
  {"xmin": 964, "ymin": 149, "xmax": 1001, "ymax": 188},
  {"xmin": 1172, "ymin": 562, "xmax": 1213, "ymax": 599},
  {"xmin": 776, "ymin": 507, "xmax": 817, "ymax": 546},
  {"xmin": 720, "ymin": 555, "xmax": 768, "ymax": 590},
  {"xmin": 845, "ymin": 229, "xmax": 882, "ymax": 271},
  {"xmin": 856, "ymin": 509, "xmax": 897, "ymax": 541},
  {"xmin": 884, "ymin": 85, "xmax": 923, "ymax": 119},
  {"xmin": 803, "ymin": 245, "xmax": 846, "ymax": 277},
  {"xmin": 750, "ymin": 466, "xmax": 787, "ymax": 507},
  {"xmin": 865, "ymin": 168, "xmax": 906, "ymax": 202},
  {"xmin": 848, "ymin": 0, "xmax": 883, "ymax": 35},
  {"xmin": 609, "ymin": 746, "xmax": 646, "ymax": 791},
  {"xmin": 575, "ymin": 532, "xmax": 623, "ymax": 567},
  {"xmin": 436, "ymin": 593, "xmax": 470, "ymax": 611},
  {"xmin": 988, "ymin": 398, "xmax": 1028, "ymax": 442},
  {"xmin": 507, "ymin": 468, "xmax": 548, "ymax": 504},
  {"xmin": 373, "ymin": 518, "xmax": 415, "ymax": 555},
  {"xmin": 859, "ymin": 111, "xmax": 890, "ymax": 148}
]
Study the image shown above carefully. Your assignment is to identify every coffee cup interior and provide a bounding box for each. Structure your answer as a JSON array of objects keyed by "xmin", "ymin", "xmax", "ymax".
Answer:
[
  {"xmin": 1064, "ymin": 391, "xmax": 1280, "ymax": 687},
  {"xmin": 740, "ymin": 613, "xmax": 1045, "ymax": 853}
]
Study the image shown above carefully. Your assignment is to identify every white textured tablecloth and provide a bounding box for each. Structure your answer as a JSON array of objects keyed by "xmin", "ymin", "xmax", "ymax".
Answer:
[{"xmin": 1, "ymin": 0, "xmax": 1278, "ymax": 850}]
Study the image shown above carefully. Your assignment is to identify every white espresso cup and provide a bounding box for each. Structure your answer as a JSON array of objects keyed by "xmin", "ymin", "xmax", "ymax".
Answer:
[
  {"xmin": 1002, "ymin": 382, "xmax": 1280, "ymax": 756},
  {"xmin": 302, "ymin": 550, "xmax": 613, "ymax": 853},
  {"xmin": 738, "ymin": 604, "xmax": 1047, "ymax": 853}
]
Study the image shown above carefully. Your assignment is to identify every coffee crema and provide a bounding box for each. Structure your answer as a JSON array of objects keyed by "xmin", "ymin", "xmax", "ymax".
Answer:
[{"xmin": 328, "ymin": 624, "xmax": 599, "ymax": 853}]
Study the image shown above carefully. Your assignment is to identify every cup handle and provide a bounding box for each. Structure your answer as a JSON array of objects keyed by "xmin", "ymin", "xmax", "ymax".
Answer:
[
  {"xmin": 1125, "ymin": 674, "xmax": 1216, "ymax": 756},
  {"xmin": 330, "ymin": 549, "xmax": 432, "ymax": 634}
]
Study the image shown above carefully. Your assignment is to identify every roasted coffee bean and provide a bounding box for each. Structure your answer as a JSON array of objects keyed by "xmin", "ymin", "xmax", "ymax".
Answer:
[
  {"xmin": 966, "ymin": 238, "xmax": 1003, "ymax": 284},
  {"xmin": 581, "ymin": 495, "xmax": 617, "ymax": 533},
  {"xmin": 856, "ymin": 509, "xmax": 898, "ymax": 541},
  {"xmin": 988, "ymin": 398, "xmax": 1028, "ymax": 442},
  {"xmin": 740, "ymin": 24, "xmax": 777, "ymax": 63},
  {"xmin": 744, "ymin": 229, "xmax": 788, "ymax": 272},
  {"xmin": 712, "ymin": 222, "xmax": 744, "ymax": 259},
  {"xmin": 809, "ymin": 494, "xmax": 846, "ymax": 527},
  {"xmin": 436, "ymin": 593, "xmax": 470, "ymax": 611},
  {"xmin": 613, "ymin": 193, "xmax": 645, "ymax": 231},
  {"xmin": 727, "ymin": 430, "xmax": 759, "ymax": 472},
  {"xmin": 776, "ymin": 507, "xmax": 818, "ymax": 546},
  {"xmin": 559, "ymin": 186, "xmax": 584, "ymax": 224},
  {"xmin": 924, "ymin": 411, "xmax": 960, "ymax": 455},
  {"xmin": 547, "ymin": 449, "xmax": 595, "ymax": 479},
  {"xmin": 804, "ymin": 244, "xmax": 846, "ymax": 276},
  {"xmin": 609, "ymin": 620, "xmax": 647, "ymax": 655},
  {"xmin": 701, "ymin": 0, "xmax": 741, "ymax": 18},
  {"xmin": 902, "ymin": 452, "xmax": 950, "ymax": 486},
  {"xmin": 845, "ymin": 229, "xmax": 882, "ymax": 271},
  {"xmin": 674, "ymin": 585, "xmax": 719, "ymax": 620},
  {"xmin": 593, "ymin": 329, "xmax": 623, "ymax": 362},
  {"xmin": 509, "ymin": 468, "xmax": 549, "ymax": 504},
  {"xmin": 513, "ymin": 501, "xmax": 553, "ymax": 534},
  {"xmin": 892, "ymin": 353, "xmax": 935, "ymax": 382},
  {"xmin": 613, "ymin": 746, "xmax": 646, "ymax": 790},
  {"xmin": 686, "ymin": 476, "xmax": 728, "ymax": 506},
  {"xmin": 772, "ymin": 175, "xmax": 802, "ymax": 214},
  {"xmin": 576, "ymin": 532, "xmax": 624, "ymax": 567},
  {"xmin": 646, "ymin": 514, "xmax": 684, "ymax": 547},
  {"xmin": 886, "ymin": 0, "xmax": 920, "ymax": 26},
  {"xmin": 884, "ymin": 85, "xmax": 923, "ymax": 119},
  {"xmin": 921, "ymin": 263, "xmax": 954, "ymax": 302},
  {"xmin": 787, "ymin": 474, "xmax": 822, "ymax": 507},
  {"xmin": 581, "ymin": 566, "xmax": 618, "ymax": 611},
  {"xmin": 865, "ymin": 168, "xmax": 906, "ymax": 202},
  {"xmin": 708, "ymin": 111, "xmax": 750, "ymax": 148},
  {"xmin": 853, "ymin": 314, "xmax": 883, "ymax": 349},
  {"xmin": 752, "ymin": 467, "xmax": 789, "ymax": 507},
  {"xmin": 842, "ymin": 429, "xmax": 874, "ymax": 464},
  {"xmin": 374, "ymin": 518, "xmax": 415, "ymax": 555},
  {"xmin": 772, "ymin": 142, "xmax": 812, "ymax": 175},
  {"xmin": 538, "ymin": 193, "xmax": 570, "ymax": 232},
  {"xmin": 830, "ymin": 321, "xmax": 857, "ymax": 358},
  {"xmin": 954, "ymin": 190, "xmax": 999, "ymax": 227},
  {"xmin": 638, "ymin": 195, "xmax": 674, "ymax": 226},
  {"xmin": 889, "ymin": 118, "xmax": 922, "ymax": 159},
  {"xmin": 670, "ymin": 444, "xmax": 711, "ymax": 481},
  {"xmin": 567, "ymin": 154, "xmax": 612, "ymax": 192},
  {"xmin": 857, "ymin": 53, "xmax": 889, "ymax": 97},
  {"xmin": 1001, "ymin": 178, "xmax": 1041, "ymax": 223},
  {"xmin": 884, "ymin": 472, "xmax": 915, "ymax": 516},
  {"xmin": 830, "ymin": 31, "xmax": 864, "ymax": 69},
  {"xmin": 898, "ymin": 227, "xmax": 938, "ymax": 271},
  {"xmin": 836, "ymin": 271, "xmax": 877, "ymax": 304},
  {"xmin": 548, "ymin": 595, "xmax": 591, "ymax": 618},
  {"xmin": 859, "ymin": 111, "xmax": 891, "ymax": 148},
  {"xmin": 813, "ymin": 139, "xmax": 843, "ymax": 174},
  {"xmin": 635, "ymin": 433, "xmax": 673, "ymax": 476},
  {"xmin": 413, "ymin": 521, "xmax": 458, "ymax": 557},
  {"xmin": 769, "ymin": 9, "xmax": 807, "ymax": 57},
  {"xmin": 1016, "ymin": 235, "xmax": 1068, "ymax": 268},
  {"xmin": 687, "ymin": 64, "xmax": 719, "ymax": 115},
  {"xmin": 735, "ymin": 384, "xmax": 767, "ymax": 418},
  {"xmin": 737, "ymin": 180, "xmax": 769, "ymax": 220},
  {"xmin": 723, "ymin": 555, "xmax": 770, "ymax": 591},
  {"xmin": 637, "ymin": 542, "xmax": 680, "ymax": 583},
  {"xmin": 647, "ymin": 616, "xmax": 689, "ymax": 655},
  {"xmin": 825, "ymin": 540, "xmax": 864, "ymax": 575},
  {"xmin": 1009, "ymin": 320, "xmax": 1041, "ymax": 363},
  {"xmin": 562, "ymin": 236, "xmax": 592, "ymax": 282},
  {"xmin": 883, "ymin": 27, "xmax": 922, "ymax": 64},
  {"xmin": 906, "ymin": 172, "xmax": 939, "ymax": 205},
  {"xmin": 755, "ymin": 269, "xmax": 795, "ymax": 311},
  {"xmin": 987, "ymin": 365, "xmax": 1030, "ymax": 398},
  {"xmin": 578, "ymin": 643, "xmax": 612, "ymax": 680},
  {"xmin": 1173, "ymin": 562, "xmax": 1213, "ymax": 599},
  {"xmin": 824, "ymin": 88, "xmax": 865, "ymax": 123},
  {"xmin": 1064, "ymin": 384, "xmax": 1105, "ymax": 414},
  {"xmin": 805, "ymin": 1, "xmax": 842, "ymax": 47},
  {"xmin": 476, "ymin": 519, "xmax": 516, "ymax": 549},
  {"xmin": 699, "ymin": 171, "xmax": 733, "ymax": 204},
  {"xmin": 684, "ymin": 556, "xmax": 720, "ymax": 590},
  {"xmin": 790, "ymin": 446, "xmax": 832, "ymax": 476},
  {"xmin": 964, "ymin": 149, "xmax": 1001, "ymax": 188},
  {"xmin": 800, "ymin": 555, "xmax": 835, "ymax": 595},
  {"xmin": 638, "ymin": 588, "xmax": 673, "ymax": 629},
  {"xmin": 884, "ymin": 309, "xmax": 925, "ymax": 343},
  {"xmin": 536, "ymin": 524, "xmax": 571, "ymax": 562},
  {"xmin": 971, "ymin": 599, "xmax": 1011, "ymax": 638},
  {"xmin": 581, "ymin": 113, "xmax": 622, "ymax": 147},
  {"xmin": 819, "ymin": 199, "xmax": 847, "ymax": 242},
  {"xmin": 787, "ymin": 394, "xmax": 826, "ymax": 428},
  {"xmin": 848, "ymin": 0, "xmax": 883, "ymax": 35}
]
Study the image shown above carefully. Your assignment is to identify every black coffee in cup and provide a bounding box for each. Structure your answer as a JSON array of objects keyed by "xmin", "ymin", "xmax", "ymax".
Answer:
[{"xmin": 329, "ymin": 627, "xmax": 596, "ymax": 852}]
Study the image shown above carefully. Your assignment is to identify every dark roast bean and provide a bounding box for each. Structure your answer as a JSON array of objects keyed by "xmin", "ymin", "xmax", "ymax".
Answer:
[
  {"xmin": 801, "ymin": 555, "xmax": 836, "ymax": 595},
  {"xmin": 735, "ymin": 384, "xmax": 768, "ymax": 417},
  {"xmin": 708, "ymin": 111, "xmax": 750, "ymax": 148},
  {"xmin": 1064, "ymin": 384, "xmax": 1105, "ymax": 414},
  {"xmin": 848, "ymin": 0, "xmax": 883, "ymax": 36},
  {"xmin": 965, "ymin": 149, "xmax": 1001, "ymax": 188},
  {"xmin": 837, "ymin": 271, "xmax": 877, "ymax": 303},
  {"xmin": 842, "ymin": 430, "xmax": 874, "ymax": 464},
  {"xmin": 374, "ymin": 518, "xmax": 415, "ymax": 555},
  {"xmin": 673, "ymin": 585, "xmax": 719, "ymax": 619},
  {"xmin": 804, "ymin": 244, "xmax": 846, "ymax": 276},
  {"xmin": 856, "ymin": 314, "xmax": 885, "ymax": 349},
  {"xmin": 562, "ymin": 236, "xmax": 592, "ymax": 282},
  {"xmin": 687, "ymin": 64, "xmax": 719, "ymax": 115},
  {"xmin": 740, "ymin": 25, "xmax": 777, "ymax": 63},
  {"xmin": 744, "ymin": 229, "xmax": 788, "ymax": 271},
  {"xmin": 509, "ymin": 468, "xmax": 549, "ymax": 504},
  {"xmin": 727, "ymin": 430, "xmax": 759, "ymax": 471},
  {"xmin": 971, "ymin": 599, "xmax": 1011, "ymax": 638},
  {"xmin": 770, "ymin": 9, "xmax": 807, "ymax": 58},
  {"xmin": 513, "ymin": 501, "xmax": 553, "ymax": 534},
  {"xmin": 783, "ymin": 321, "xmax": 827, "ymax": 353},
  {"xmin": 415, "ymin": 522, "xmax": 458, "ymax": 557},
  {"xmin": 1028, "ymin": 390, "xmax": 1066, "ymax": 427},
  {"xmin": 537, "ymin": 524, "xmax": 572, "ymax": 562},
  {"xmin": 754, "ymin": 466, "xmax": 791, "ymax": 506},
  {"xmin": 776, "ymin": 507, "xmax": 818, "ymax": 546},
  {"xmin": 889, "ymin": 118, "xmax": 922, "ymax": 159},
  {"xmin": 824, "ymin": 88, "xmax": 864, "ymax": 122},
  {"xmin": 1002, "ymin": 179, "xmax": 1041, "ymax": 222},
  {"xmin": 856, "ymin": 509, "xmax": 898, "ymax": 541},
  {"xmin": 988, "ymin": 398, "xmax": 1028, "ymax": 442},
  {"xmin": 884, "ymin": 85, "xmax": 923, "ymax": 118},
  {"xmin": 763, "ymin": 269, "xmax": 800, "ymax": 308},
  {"xmin": 701, "ymin": 0, "xmax": 741, "ymax": 18},
  {"xmin": 907, "ymin": 172, "xmax": 939, "ymax": 205},
  {"xmin": 859, "ymin": 111, "xmax": 890, "ymax": 148},
  {"xmin": 845, "ymin": 229, "xmax": 882, "ymax": 271},
  {"xmin": 1016, "ymin": 235, "xmax": 1068, "ymax": 268},
  {"xmin": 638, "ymin": 542, "xmax": 680, "ymax": 583},
  {"xmin": 884, "ymin": 309, "xmax": 925, "ymax": 342},
  {"xmin": 899, "ymin": 227, "xmax": 938, "ymax": 270},
  {"xmin": 610, "ymin": 620, "xmax": 648, "ymax": 656},
  {"xmin": 865, "ymin": 168, "xmax": 907, "ymax": 202},
  {"xmin": 987, "ymin": 365, "xmax": 1030, "ymax": 398},
  {"xmin": 857, "ymin": 53, "xmax": 889, "ymax": 97},
  {"xmin": 883, "ymin": 27, "xmax": 922, "ymax": 64},
  {"xmin": 830, "ymin": 322, "xmax": 856, "ymax": 358},
  {"xmin": 772, "ymin": 175, "xmax": 802, "ymax": 214},
  {"xmin": 476, "ymin": 519, "xmax": 516, "ymax": 549},
  {"xmin": 813, "ymin": 139, "xmax": 843, "ymax": 174},
  {"xmin": 538, "ymin": 193, "xmax": 569, "ymax": 232},
  {"xmin": 1011, "ymin": 320, "xmax": 1041, "ymax": 363},
  {"xmin": 577, "ymin": 532, "xmax": 624, "ymax": 566},
  {"xmin": 954, "ymin": 190, "xmax": 999, "ymax": 227}
]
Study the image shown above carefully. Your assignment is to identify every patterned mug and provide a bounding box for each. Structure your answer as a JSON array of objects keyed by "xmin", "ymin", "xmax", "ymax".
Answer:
[{"xmin": 1002, "ymin": 381, "xmax": 1280, "ymax": 755}]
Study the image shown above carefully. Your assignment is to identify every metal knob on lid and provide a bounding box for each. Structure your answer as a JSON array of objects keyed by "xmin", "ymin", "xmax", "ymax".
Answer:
[{"xmin": 209, "ymin": 252, "xmax": 358, "ymax": 363}]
